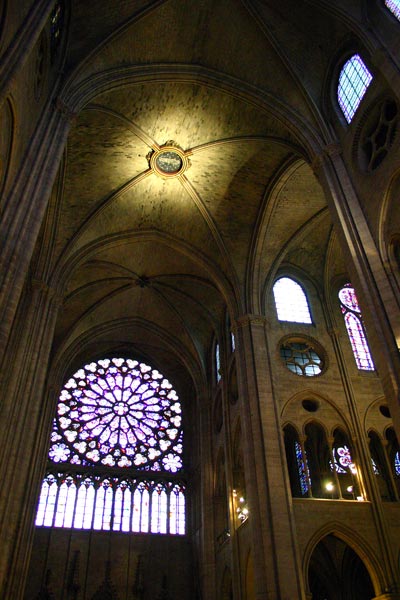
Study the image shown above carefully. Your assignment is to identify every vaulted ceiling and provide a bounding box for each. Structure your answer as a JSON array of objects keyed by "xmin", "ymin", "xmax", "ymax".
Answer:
[{"xmin": 35, "ymin": 0, "xmax": 356, "ymax": 390}]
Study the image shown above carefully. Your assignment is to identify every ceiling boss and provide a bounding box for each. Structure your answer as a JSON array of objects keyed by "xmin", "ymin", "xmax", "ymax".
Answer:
[{"xmin": 148, "ymin": 142, "xmax": 190, "ymax": 178}]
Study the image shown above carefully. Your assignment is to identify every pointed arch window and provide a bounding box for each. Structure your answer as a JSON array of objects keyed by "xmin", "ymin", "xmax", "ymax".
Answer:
[
  {"xmin": 35, "ymin": 357, "xmax": 185, "ymax": 535},
  {"xmin": 385, "ymin": 0, "xmax": 400, "ymax": 20},
  {"xmin": 283, "ymin": 425, "xmax": 310, "ymax": 497},
  {"xmin": 368, "ymin": 431, "xmax": 396, "ymax": 500},
  {"xmin": 273, "ymin": 277, "xmax": 312, "ymax": 323},
  {"xmin": 304, "ymin": 423, "xmax": 336, "ymax": 499},
  {"xmin": 338, "ymin": 284, "xmax": 374, "ymax": 370},
  {"xmin": 337, "ymin": 54, "xmax": 373, "ymax": 123}
]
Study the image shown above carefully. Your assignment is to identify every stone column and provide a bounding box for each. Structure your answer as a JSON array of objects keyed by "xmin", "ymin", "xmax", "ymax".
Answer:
[
  {"xmin": 313, "ymin": 145, "xmax": 400, "ymax": 437},
  {"xmin": 0, "ymin": 278, "xmax": 61, "ymax": 599},
  {"xmin": 0, "ymin": 0, "xmax": 55, "ymax": 104},
  {"xmin": 235, "ymin": 315, "xmax": 305, "ymax": 600},
  {"xmin": 0, "ymin": 98, "xmax": 74, "ymax": 370},
  {"xmin": 197, "ymin": 390, "xmax": 218, "ymax": 600}
]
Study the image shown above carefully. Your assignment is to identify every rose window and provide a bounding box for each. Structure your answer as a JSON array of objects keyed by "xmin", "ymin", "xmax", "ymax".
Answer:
[{"xmin": 49, "ymin": 358, "xmax": 183, "ymax": 472}]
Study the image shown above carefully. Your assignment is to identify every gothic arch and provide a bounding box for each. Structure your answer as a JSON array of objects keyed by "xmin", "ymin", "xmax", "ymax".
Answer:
[{"xmin": 303, "ymin": 524, "xmax": 384, "ymax": 596}]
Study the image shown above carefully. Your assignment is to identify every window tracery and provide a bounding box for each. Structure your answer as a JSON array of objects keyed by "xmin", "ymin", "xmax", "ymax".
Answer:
[
  {"xmin": 280, "ymin": 339, "xmax": 324, "ymax": 376},
  {"xmin": 337, "ymin": 54, "xmax": 373, "ymax": 123},
  {"xmin": 36, "ymin": 357, "xmax": 185, "ymax": 535},
  {"xmin": 338, "ymin": 284, "xmax": 374, "ymax": 370}
]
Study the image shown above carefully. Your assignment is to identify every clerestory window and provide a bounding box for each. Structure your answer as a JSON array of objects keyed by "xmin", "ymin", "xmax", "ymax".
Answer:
[
  {"xmin": 273, "ymin": 277, "xmax": 312, "ymax": 323},
  {"xmin": 337, "ymin": 54, "xmax": 373, "ymax": 123},
  {"xmin": 35, "ymin": 357, "xmax": 185, "ymax": 535},
  {"xmin": 338, "ymin": 284, "xmax": 374, "ymax": 370},
  {"xmin": 385, "ymin": 0, "xmax": 400, "ymax": 21}
]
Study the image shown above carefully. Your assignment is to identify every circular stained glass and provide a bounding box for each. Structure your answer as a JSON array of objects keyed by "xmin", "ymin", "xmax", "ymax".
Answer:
[
  {"xmin": 280, "ymin": 340, "xmax": 324, "ymax": 376},
  {"xmin": 155, "ymin": 151, "xmax": 183, "ymax": 174},
  {"xmin": 49, "ymin": 358, "xmax": 183, "ymax": 473}
]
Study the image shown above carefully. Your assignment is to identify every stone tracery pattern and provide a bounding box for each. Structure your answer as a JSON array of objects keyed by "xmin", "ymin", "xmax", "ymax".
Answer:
[{"xmin": 49, "ymin": 358, "xmax": 183, "ymax": 472}]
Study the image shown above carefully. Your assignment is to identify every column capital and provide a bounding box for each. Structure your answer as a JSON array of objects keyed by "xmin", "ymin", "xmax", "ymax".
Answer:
[{"xmin": 235, "ymin": 314, "xmax": 268, "ymax": 329}]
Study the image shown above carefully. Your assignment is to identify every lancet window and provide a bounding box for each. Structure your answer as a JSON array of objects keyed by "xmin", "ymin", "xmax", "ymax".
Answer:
[{"xmin": 338, "ymin": 284, "xmax": 374, "ymax": 370}]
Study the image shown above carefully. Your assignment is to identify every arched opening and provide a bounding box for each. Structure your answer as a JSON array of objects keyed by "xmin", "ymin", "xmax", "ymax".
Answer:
[
  {"xmin": 368, "ymin": 430, "xmax": 396, "ymax": 501},
  {"xmin": 308, "ymin": 534, "xmax": 375, "ymax": 600},
  {"xmin": 304, "ymin": 423, "xmax": 335, "ymax": 499},
  {"xmin": 283, "ymin": 424, "xmax": 309, "ymax": 498}
]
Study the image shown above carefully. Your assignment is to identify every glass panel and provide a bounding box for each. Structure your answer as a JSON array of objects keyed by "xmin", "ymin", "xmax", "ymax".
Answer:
[
  {"xmin": 338, "ymin": 54, "xmax": 373, "ymax": 123},
  {"xmin": 151, "ymin": 485, "xmax": 168, "ymax": 534},
  {"xmin": 273, "ymin": 277, "xmax": 312, "ymax": 323},
  {"xmin": 295, "ymin": 441, "xmax": 310, "ymax": 495},
  {"xmin": 215, "ymin": 343, "xmax": 221, "ymax": 382},
  {"xmin": 49, "ymin": 358, "xmax": 183, "ymax": 472},
  {"xmin": 339, "ymin": 284, "xmax": 374, "ymax": 370},
  {"xmin": 385, "ymin": 0, "xmax": 400, "ymax": 20},
  {"xmin": 36, "ymin": 356, "xmax": 186, "ymax": 536}
]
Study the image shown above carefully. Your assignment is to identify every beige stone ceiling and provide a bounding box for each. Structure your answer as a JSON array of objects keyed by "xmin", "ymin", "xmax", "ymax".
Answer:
[{"xmin": 36, "ymin": 0, "xmax": 355, "ymax": 385}]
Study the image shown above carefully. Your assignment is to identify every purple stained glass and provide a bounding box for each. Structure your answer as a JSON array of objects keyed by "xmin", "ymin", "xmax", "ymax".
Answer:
[
  {"xmin": 49, "ymin": 358, "xmax": 183, "ymax": 473},
  {"xmin": 333, "ymin": 445, "xmax": 353, "ymax": 474},
  {"xmin": 338, "ymin": 286, "xmax": 361, "ymax": 313},
  {"xmin": 339, "ymin": 284, "xmax": 374, "ymax": 371}
]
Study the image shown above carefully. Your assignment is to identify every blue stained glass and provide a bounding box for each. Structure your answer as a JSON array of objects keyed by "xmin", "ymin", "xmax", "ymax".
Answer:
[
  {"xmin": 395, "ymin": 451, "xmax": 400, "ymax": 476},
  {"xmin": 295, "ymin": 441, "xmax": 309, "ymax": 495},
  {"xmin": 338, "ymin": 55, "xmax": 373, "ymax": 123},
  {"xmin": 385, "ymin": 0, "xmax": 400, "ymax": 20}
]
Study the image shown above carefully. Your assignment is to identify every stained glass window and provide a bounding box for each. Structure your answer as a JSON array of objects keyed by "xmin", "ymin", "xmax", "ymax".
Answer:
[
  {"xmin": 395, "ymin": 452, "xmax": 400, "ymax": 476},
  {"xmin": 385, "ymin": 0, "xmax": 400, "ymax": 20},
  {"xmin": 280, "ymin": 340, "xmax": 323, "ymax": 376},
  {"xmin": 338, "ymin": 284, "xmax": 374, "ymax": 370},
  {"xmin": 338, "ymin": 54, "xmax": 373, "ymax": 123},
  {"xmin": 36, "ymin": 357, "xmax": 185, "ymax": 535},
  {"xmin": 332, "ymin": 445, "xmax": 354, "ymax": 474},
  {"xmin": 295, "ymin": 441, "xmax": 310, "ymax": 495},
  {"xmin": 50, "ymin": 1, "xmax": 64, "ymax": 62},
  {"xmin": 36, "ymin": 474, "xmax": 186, "ymax": 534},
  {"xmin": 273, "ymin": 277, "xmax": 312, "ymax": 323}
]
